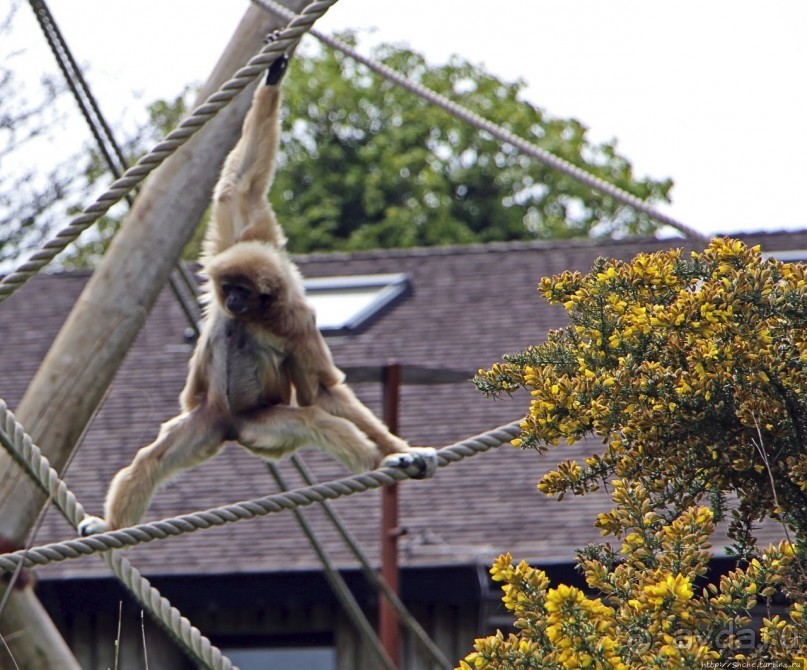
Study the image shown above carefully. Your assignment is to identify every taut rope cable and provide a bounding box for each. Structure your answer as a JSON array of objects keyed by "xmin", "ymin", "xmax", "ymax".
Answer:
[
  {"xmin": 254, "ymin": 0, "xmax": 707, "ymax": 243},
  {"xmin": 0, "ymin": 414, "xmax": 521, "ymax": 573},
  {"xmin": 0, "ymin": 0, "xmax": 342, "ymax": 305}
]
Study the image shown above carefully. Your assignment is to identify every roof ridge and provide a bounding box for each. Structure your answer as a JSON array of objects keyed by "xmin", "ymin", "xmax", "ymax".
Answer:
[{"xmin": 292, "ymin": 235, "xmax": 675, "ymax": 263}]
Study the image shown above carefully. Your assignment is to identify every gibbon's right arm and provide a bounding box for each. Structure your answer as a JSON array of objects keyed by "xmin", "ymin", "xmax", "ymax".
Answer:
[{"xmin": 203, "ymin": 54, "xmax": 290, "ymax": 259}]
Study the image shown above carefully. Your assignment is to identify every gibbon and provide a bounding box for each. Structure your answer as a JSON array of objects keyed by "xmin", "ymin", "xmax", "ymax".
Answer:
[{"xmin": 79, "ymin": 54, "xmax": 437, "ymax": 535}]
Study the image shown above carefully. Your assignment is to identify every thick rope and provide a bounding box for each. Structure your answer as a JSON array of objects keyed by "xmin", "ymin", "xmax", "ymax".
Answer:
[
  {"xmin": 102, "ymin": 551, "xmax": 233, "ymax": 670},
  {"xmin": 0, "ymin": 0, "xmax": 342, "ymax": 306},
  {"xmin": 0, "ymin": 400, "xmax": 87, "ymax": 525},
  {"xmin": 0, "ymin": 399, "xmax": 235, "ymax": 670},
  {"xmin": 0, "ymin": 420, "xmax": 521, "ymax": 573},
  {"xmin": 254, "ymin": 0, "xmax": 706, "ymax": 242}
]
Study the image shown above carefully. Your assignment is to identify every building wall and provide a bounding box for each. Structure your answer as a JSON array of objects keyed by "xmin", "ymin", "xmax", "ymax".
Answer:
[{"xmin": 39, "ymin": 574, "xmax": 484, "ymax": 670}]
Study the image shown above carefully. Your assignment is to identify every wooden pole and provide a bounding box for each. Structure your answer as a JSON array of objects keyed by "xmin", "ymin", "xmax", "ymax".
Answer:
[
  {"xmin": 380, "ymin": 363, "xmax": 402, "ymax": 668},
  {"xmin": 0, "ymin": 3, "xmax": 312, "ymax": 668}
]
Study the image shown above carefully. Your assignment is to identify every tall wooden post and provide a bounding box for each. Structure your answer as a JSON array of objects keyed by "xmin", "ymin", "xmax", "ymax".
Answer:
[
  {"xmin": 380, "ymin": 362, "xmax": 402, "ymax": 668},
  {"xmin": 0, "ymin": 3, "xmax": 313, "ymax": 668}
]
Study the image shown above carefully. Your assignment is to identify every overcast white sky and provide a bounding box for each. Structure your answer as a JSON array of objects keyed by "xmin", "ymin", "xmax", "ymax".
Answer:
[{"xmin": 8, "ymin": 0, "xmax": 807, "ymax": 239}]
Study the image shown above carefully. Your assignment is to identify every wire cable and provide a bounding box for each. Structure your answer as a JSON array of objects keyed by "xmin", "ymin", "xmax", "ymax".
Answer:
[
  {"xmin": 267, "ymin": 462, "xmax": 397, "ymax": 670},
  {"xmin": 289, "ymin": 455, "xmax": 453, "ymax": 669},
  {"xmin": 28, "ymin": 0, "xmax": 201, "ymax": 335}
]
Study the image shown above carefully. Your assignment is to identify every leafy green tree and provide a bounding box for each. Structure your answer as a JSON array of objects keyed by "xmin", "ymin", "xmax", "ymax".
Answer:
[
  {"xmin": 274, "ymin": 35, "xmax": 673, "ymax": 252},
  {"xmin": 4, "ymin": 32, "xmax": 672, "ymax": 265}
]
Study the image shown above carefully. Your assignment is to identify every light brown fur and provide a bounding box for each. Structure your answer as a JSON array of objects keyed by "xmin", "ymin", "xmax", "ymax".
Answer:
[{"xmin": 80, "ymin": 59, "xmax": 435, "ymax": 535}]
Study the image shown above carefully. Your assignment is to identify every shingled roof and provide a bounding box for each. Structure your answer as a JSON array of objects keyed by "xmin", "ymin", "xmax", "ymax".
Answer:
[{"xmin": 3, "ymin": 231, "xmax": 806, "ymax": 580}]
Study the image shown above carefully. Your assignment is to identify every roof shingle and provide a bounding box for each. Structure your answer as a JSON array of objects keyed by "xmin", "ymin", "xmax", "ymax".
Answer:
[{"xmin": 2, "ymin": 232, "xmax": 805, "ymax": 579}]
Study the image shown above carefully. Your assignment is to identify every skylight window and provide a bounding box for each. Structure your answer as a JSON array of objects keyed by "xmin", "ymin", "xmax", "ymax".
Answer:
[{"xmin": 304, "ymin": 273, "xmax": 411, "ymax": 335}]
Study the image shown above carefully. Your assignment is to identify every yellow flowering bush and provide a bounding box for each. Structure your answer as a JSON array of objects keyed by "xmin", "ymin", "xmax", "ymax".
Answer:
[
  {"xmin": 459, "ymin": 482, "xmax": 806, "ymax": 668},
  {"xmin": 464, "ymin": 239, "xmax": 807, "ymax": 668},
  {"xmin": 476, "ymin": 238, "xmax": 807, "ymax": 542}
]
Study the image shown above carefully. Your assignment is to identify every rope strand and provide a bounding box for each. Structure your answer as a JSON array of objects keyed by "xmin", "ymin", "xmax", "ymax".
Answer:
[
  {"xmin": 0, "ymin": 399, "xmax": 234, "ymax": 670},
  {"xmin": 0, "ymin": 417, "xmax": 520, "ymax": 574}
]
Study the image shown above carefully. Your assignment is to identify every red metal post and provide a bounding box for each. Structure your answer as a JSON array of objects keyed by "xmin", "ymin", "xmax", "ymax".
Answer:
[{"xmin": 380, "ymin": 362, "xmax": 402, "ymax": 667}]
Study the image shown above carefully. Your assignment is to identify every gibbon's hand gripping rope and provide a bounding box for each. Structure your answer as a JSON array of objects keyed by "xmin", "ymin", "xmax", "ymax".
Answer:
[
  {"xmin": 0, "ymin": 0, "xmax": 342, "ymax": 306},
  {"xmin": 254, "ymin": 0, "xmax": 707, "ymax": 243}
]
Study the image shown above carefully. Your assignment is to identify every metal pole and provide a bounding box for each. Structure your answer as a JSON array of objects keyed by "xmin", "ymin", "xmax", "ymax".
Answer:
[{"xmin": 380, "ymin": 362, "xmax": 402, "ymax": 667}]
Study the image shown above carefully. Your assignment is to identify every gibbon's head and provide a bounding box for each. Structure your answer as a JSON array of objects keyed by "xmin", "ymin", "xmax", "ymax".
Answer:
[{"xmin": 204, "ymin": 242, "xmax": 305, "ymax": 321}]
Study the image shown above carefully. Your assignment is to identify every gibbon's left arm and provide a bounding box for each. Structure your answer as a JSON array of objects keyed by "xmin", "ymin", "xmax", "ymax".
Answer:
[{"xmin": 203, "ymin": 54, "xmax": 289, "ymax": 259}]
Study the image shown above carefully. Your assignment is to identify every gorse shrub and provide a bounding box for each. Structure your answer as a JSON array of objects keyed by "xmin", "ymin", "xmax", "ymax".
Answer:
[
  {"xmin": 460, "ymin": 482, "xmax": 803, "ymax": 668},
  {"xmin": 476, "ymin": 238, "xmax": 807, "ymax": 542},
  {"xmin": 463, "ymin": 239, "xmax": 807, "ymax": 668}
]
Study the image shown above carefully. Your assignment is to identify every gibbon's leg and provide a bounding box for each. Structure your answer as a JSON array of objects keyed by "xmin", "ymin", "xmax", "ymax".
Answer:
[
  {"xmin": 78, "ymin": 408, "xmax": 229, "ymax": 534},
  {"xmin": 316, "ymin": 383, "xmax": 408, "ymax": 454},
  {"xmin": 205, "ymin": 54, "xmax": 290, "ymax": 257},
  {"xmin": 235, "ymin": 405, "xmax": 383, "ymax": 473},
  {"xmin": 316, "ymin": 383, "xmax": 439, "ymax": 478}
]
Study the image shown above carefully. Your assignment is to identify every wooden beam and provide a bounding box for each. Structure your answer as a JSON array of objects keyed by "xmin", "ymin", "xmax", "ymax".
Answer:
[{"xmin": 0, "ymin": 3, "xmax": 312, "ymax": 668}]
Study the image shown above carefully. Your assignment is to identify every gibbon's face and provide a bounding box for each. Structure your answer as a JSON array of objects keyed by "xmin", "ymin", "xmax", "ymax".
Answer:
[
  {"xmin": 217, "ymin": 277, "xmax": 276, "ymax": 319},
  {"xmin": 206, "ymin": 244, "xmax": 294, "ymax": 320}
]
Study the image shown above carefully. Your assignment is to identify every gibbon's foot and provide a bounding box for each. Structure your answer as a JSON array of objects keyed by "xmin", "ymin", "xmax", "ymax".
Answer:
[
  {"xmin": 78, "ymin": 515, "xmax": 110, "ymax": 536},
  {"xmin": 265, "ymin": 54, "xmax": 289, "ymax": 86},
  {"xmin": 382, "ymin": 447, "xmax": 439, "ymax": 479}
]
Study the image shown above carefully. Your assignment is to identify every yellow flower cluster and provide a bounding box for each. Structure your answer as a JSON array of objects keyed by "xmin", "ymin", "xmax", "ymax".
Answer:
[
  {"xmin": 475, "ymin": 237, "xmax": 807, "ymax": 538},
  {"xmin": 459, "ymin": 482, "xmax": 805, "ymax": 668},
  {"xmin": 467, "ymin": 239, "xmax": 807, "ymax": 668}
]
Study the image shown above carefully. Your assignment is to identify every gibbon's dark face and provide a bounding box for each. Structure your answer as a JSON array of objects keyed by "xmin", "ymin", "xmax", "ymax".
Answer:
[
  {"xmin": 220, "ymin": 280, "xmax": 275, "ymax": 318},
  {"xmin": 223, "ymin": 283, "xmax": 252, "ymax": 315}
]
